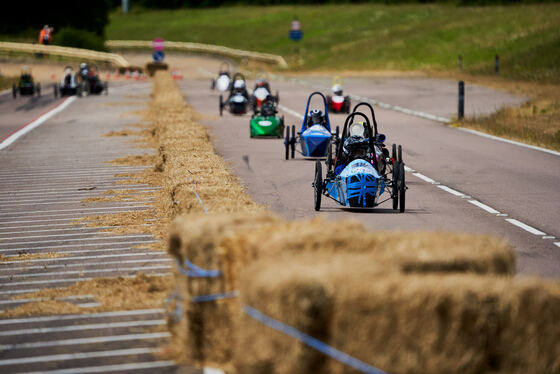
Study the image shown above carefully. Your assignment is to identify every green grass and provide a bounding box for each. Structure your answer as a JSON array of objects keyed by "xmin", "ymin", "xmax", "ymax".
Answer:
[
  {"xmin": 107, "ymin": 4, "xmax": 560, "ymax": 82},
  {"xmin": 0, "ymin": 75, "xmax": 17, "ymax": 91}
]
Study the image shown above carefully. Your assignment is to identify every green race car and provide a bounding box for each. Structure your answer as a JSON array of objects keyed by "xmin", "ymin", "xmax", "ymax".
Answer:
[{"xmin": 250, "ymin": 96, "xmax": 284, "ymax": 138}]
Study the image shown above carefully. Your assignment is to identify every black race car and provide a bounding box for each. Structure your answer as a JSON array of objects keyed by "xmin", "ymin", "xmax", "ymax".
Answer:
[
  {"xmin": 13, "ymin": 67, "xmax": 40, "ymax": 98},
  {"xmin": 54, "ymin": 66, "xmax": 80, "ymax": 97},
  {"xmin": 77, "ymin": 63, "xmax": 108, "ymax": 96},
  {"xmin": 219, "ymin": 73, "xmax": 249, "ymax": 116}
]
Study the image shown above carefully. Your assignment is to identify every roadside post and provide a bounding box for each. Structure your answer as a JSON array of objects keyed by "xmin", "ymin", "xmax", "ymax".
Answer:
[
  {"xmin": 494, "ymin": 54, "xmax": 499, "ymax": 75},
  {"xmin": 290, "ymin": 18, "xmax": 303, "ymax": 64},
  {"xmin": 458, "ymin": 81, "xmax": 465, "ymax": 119}
]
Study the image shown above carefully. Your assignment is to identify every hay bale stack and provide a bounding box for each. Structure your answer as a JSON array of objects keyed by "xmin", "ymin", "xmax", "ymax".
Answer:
[{"xmin": 237, "ymin": 257, "xmax": 560, "ymax": 374}]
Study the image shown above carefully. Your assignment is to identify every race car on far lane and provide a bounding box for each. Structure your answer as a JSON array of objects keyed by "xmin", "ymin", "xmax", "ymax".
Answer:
[
  {"xmin": 219, "ymin": 73, "xmax": 250, "ymax": 116},
  {"xmin": 12, "ymin": 66, "xmax": 40, "ymax": 98},
  {"xmin": 313, "ymin": 102, "xmax": 407, "ymax": 212},
  {"xmin": 251, "ymin": 79, "xmax": 279, "ymax": 113},
  {"xmin": 284, "ymin": 91, "xmax": 338, "ymax": 160},
  {"xmin": 250, "ymin": 95, "xmax": 284, "ymax": 138},
  {"xmin": 326, "ymin": 76, "xmax": 350, "ymax": 114},
  {"xmin": 211, "ymin": 62, "xmax": 232, "ymax": 92},
  {"xmin": 54, "ymin": 66, "xmax": 80, "ymax": 97},
  {"xmin": 77, "ymin": 63, "xmax": 108, "ymax": 96}
]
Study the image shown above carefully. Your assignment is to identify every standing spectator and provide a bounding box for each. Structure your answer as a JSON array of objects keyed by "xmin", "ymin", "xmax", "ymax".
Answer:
[{"xmin": 38, "ymin": 25, "xmax": 54, "ymax": 45}]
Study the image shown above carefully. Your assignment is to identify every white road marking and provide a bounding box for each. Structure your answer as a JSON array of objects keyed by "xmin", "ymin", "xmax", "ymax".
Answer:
[
  {"xmin": 0, "ymin": 319, "xmax": 164, "ymax": 336},
  {"xmin": 554, "ymin": 242, "xmax": 560, "ymax": 248},
  {"xmin": 0, "ymin": 234, "xmax": 153, "ymax": 247},
  {"xmin": 412, "ymin": 172, "xmax": 437, "ymax": 184},
  {"xmin": 0, "ymin": 347, "xmax": 157, "ymax": 366},
  {"xmin": 542, "ymin": 236, "xmax": 556, "ymax": 240},
  {"xmin": 204, "ymin": 368, "xmax": 226, "ymax": 374},
  {"xmin": 0, "ymin": 332, "xmax": 170, "ymax": 350},
  {"xmin": 437, "ymin": 185, "xmax": 466, "ymax": 197},
  {"xmin": 0, "ymin": 265, "xmax": 171, "ymax": 280},
  {"xmin": 468, "ymin": 200, "xmax": 500, "ymax": 214},
  {"xmin": 278, "ymin": 104, "xmax": 304, "ymax": 120},
  {"xmin": 0, "ymin": 258, "xmax": 171, "ymax": 272},
  {"xmin": 0, "ymin": 97, "xmax": 77, "ymax": 151},
  {"xmin": 505, "ymin": 219, "xmax": 547, "ymax": 236},
  {"xmin": 0, "ymin": 272, "xmax": 170, "ymax": 287},
  {"xmin": 0, "ymin": 240, "xmax": 157, "ymax": 253},
  {"xmin": 24, "ymin": 361, "xmax": 176, "ymax": 374}
]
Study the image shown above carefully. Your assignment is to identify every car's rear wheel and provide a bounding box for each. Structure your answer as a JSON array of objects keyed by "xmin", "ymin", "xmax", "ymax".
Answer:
[
  {"xmin": 291, "ymin": 125, "xmax": 296, "ymax": 159},
  {"xmin": 284, "ymin": 126, "xmax": 290, "ymax": 160},
  {"xmin": 392, "ymin": 160, "xmax": 399, "ymax": 210},
  {"xmin": 398, "ymin": 144, "xmax": 403, "ymax": 164},
  {"xmin": 399, "ymin": 162, "xmax": 406, "ymax": 213},
  {"xmin": 392, "ymin": 143, "xmax": 397, "ymax": 161},
  {"xmin": 12, "ymin": 84, "xmax": 17, "ymax": 99},
  {"xmin": 219, "ymin": 95, "xmax": 223, "ymax": 116},
  {"xmin": 314, "ymin": 160, "xmax": 322, "ymax": 211}
]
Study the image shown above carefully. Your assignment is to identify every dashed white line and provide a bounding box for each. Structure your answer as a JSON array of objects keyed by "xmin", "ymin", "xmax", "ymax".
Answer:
[
  {"xmin": 554, "ymin": 242, "xmax": 560, "ymax": 248},
  {"xmin": 412, "ymin": 172, "xmax": 437, "ymax": 184},
  {"xmin": 467, "ymin": 200, "xmax": 500, "ymax": 214},
  {"xmin": 437, "ymin": 185, "xmax": 466, "ymax": 197},
  {"xmin": 0, "ymin": 347, "xmax": 157, "ymax": 366},
  {"xmin": 278, "ymin": 104, "xmax": 304, "ymax": 120},
  {"xmin": 0, "ymin": 332, "xmax": 170, "ymax": 350},
  {"xmin": 0, "ymin": 319, "xmax": 164, "ymax": 336},
  {"xmin": 505, "ymin": 219, "xmax": 547, "ymax": 236}
]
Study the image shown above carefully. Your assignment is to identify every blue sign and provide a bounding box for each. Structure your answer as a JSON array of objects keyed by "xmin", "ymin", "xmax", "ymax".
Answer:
[
  {"xmin": 290, "ymin": 30, "xmax": 303, "ymax": 41},
  {"xmin": 153, "ymin": 50, "xmax": 165, "ymax": 62}
]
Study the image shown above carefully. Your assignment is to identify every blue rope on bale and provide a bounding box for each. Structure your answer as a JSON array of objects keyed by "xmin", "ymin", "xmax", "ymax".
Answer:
[
  {"xmin": 244, "ymin": 305, "xmax": 388, "ymax": 374},
  {"xmin": 176, "ymin": 259, "xmax": 222, "ymax": 278},
  {"xmin": 191, "ymin": 290, "xmax": 240, "ymax": 303}
]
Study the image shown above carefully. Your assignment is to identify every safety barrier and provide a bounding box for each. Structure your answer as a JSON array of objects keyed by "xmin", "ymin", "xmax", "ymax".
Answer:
[
  {"xmin": 106, "ymin": 40, "xmax": 288, "ymax": 69},
  {"xmin": 0, "ymin": 42, "xmax": 130, "ymax": 67}
]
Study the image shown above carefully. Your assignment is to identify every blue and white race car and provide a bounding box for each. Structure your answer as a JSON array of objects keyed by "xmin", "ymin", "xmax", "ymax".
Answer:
[
  {"xmin": 313, "ymin": 102, "xmax": 407, "ymax": 212},
  {"xmin": 284, "ymin": 91, "xmax": 338, "ymax": 160}
]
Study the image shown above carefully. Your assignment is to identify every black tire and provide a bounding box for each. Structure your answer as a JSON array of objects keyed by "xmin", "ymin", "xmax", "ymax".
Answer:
[
  {"xmin": 290, "ymin": 125, "xmax": 296, "ymax": 159},
  {"xmin": 314, "ymin": 160, "xmax": 322, "ymax": 211},
  {"xmin": 219, "ymin": 95, "xmax": 223, "ymax": 116},
  {"xmin": 211, "ymin": 79, "xmax": 215, "ymax": 90},
  {"xmin": 399, "ymin": 162, "xmax": 406, "ymax": 213},
  {"xmin": 279, "ymin": 116, "xmax": 285, "ymax": 138},
  {"xmin": 345, "ymin": 97, "xmax": 351, "ymax": 113},
  {"xmin": 284, "ymin": 126, "xmax": 290, "ymax": 160},
  {"xmin": 391, "ymin": 143, "xmax": 397, "ymax": 161},
  {"xmin": 392, "ymin": 160, "xmax": 399, "ymax": 210},
  {"xmin": 335, "ymin": 125, "xmax": 340, "ymax": 138},
  {"xmin": 326, "ymin": 140, "xmax": 333, "ymax": 171},
  {"xmin": 398, "ymin": 144, "xmax": 403, "ymax": 164},
  {"xmin": 12, "ymin": 84, "xmax": 17, "ymax": 99},
  {"xmin": 276, "ymin": 91, "xmax": 279, "ymax": 104}
]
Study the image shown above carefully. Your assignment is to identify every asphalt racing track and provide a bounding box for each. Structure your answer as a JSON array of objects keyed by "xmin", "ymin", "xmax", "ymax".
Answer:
[{"xmin": 0, "ymin": 55, "xmax": 559, "ymax": 372}]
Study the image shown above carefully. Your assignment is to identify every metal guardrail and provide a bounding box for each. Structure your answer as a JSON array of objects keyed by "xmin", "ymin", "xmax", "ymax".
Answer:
[
  {"xmin": 106, "ymin": 40, "xmax": 288, "ymax": 69},
  {"xmin": 0, "ymin": 42, "xmax": 130, "ymax": 68}
]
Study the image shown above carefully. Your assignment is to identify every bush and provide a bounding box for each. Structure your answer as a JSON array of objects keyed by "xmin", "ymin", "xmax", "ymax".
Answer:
[{"xmin": 53, "ymin": 28, "xmax": 107, "ymax": 52}]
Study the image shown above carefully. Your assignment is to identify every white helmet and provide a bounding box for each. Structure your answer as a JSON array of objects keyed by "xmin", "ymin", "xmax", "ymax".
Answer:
[
  {"xmin": 80, "ymin": 63, "xmax": 87, "ymax": 69},
  {"xmin": 233, "ymin": 80, "xmax": 245, "ymax": 89},
  {"xmin": 332, "ymin": 84, "xmax": 343, "ymax": 96}
]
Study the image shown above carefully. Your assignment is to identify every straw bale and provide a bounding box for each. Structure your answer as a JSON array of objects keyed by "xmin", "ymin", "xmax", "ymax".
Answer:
[{"xmin": 237, "ymin": 257, "xmax": 560, "ymax": 374}]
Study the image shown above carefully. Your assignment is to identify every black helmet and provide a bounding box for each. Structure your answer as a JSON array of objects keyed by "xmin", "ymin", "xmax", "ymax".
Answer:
[
  {"xmin": 309, "ymin": 109, "xmax": 324, "ymax": 125},
  {"xmin": 343, "ymin": 135, "xmax": 369, "ymax": 159}
]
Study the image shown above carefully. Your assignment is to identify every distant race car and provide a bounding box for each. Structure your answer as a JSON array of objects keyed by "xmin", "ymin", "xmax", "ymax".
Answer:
[
  {"xmin": 211, "ymin": 62, "xmax": 232, "ymax": 92},
  {"xmin": 251, "ymin": 79, "xmax": 278, "ymax": 113},
  {"xmin": 219, "ymin": 73, "xmax": 249, "ymax": 116},
  {"xmin": 77, "ymin": 63, "xmax": 108, "ymax": 96},
  {"xmin": 326, "ymin": 76, "xmax": 350, "ymax": 113},
  {"xmin": 54, "ymin": 66, "xmax": 80, "ymax": 97},
  {"xmin": 284, "ymin": 92, "xmax": 337, "ymax": 160},
  {"xmin": 12, "ymin": 66, "xmax": 40, "ymax": 98},
  {"xmin": 250, "ymin": 95, "xmax": 284, "ymax": 138},
  {"xmin": 313, "ymin": 102, "xmax": 407, "ymax": 212}
]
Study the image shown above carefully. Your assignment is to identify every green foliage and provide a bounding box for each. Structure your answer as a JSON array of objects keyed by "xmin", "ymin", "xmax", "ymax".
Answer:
[
  {"xmin": 107, "ymin": 4, "xmax": 560, "ymax": 83},
  {"xmin": 53, "ymin": 28, "xmax": 108, "ymax": 52}
]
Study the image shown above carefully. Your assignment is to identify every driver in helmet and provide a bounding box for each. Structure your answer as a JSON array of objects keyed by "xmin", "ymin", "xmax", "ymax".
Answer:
[
  {"xmin": 232, "ymin": 79, "xmax": 249, "ymax": 99},
  {"xmin": 308, "ymin": 109, "xmax": 326, "ymax": 128},
  {"xmin": 332, "ymin": 83, "xmax": 343, "ymax": 97},
  {"xmin": 334, "ymin": 122, "xmax": 371, "ymax": 175}
]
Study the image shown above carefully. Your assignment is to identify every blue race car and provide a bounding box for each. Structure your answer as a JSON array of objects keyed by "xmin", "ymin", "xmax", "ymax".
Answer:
[
  {"xmin": 284, "ymin": 92, "xmax": 338, "ymax": 160},
  {"xmin": 313, "ymin": 102, "xmax": 407, "ymax": 212}
]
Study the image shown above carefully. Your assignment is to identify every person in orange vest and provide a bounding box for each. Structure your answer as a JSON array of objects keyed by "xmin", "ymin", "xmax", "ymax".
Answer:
[{"xmin": 38, "ymin": 25, "xmax": 53, "ymax": 45}]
